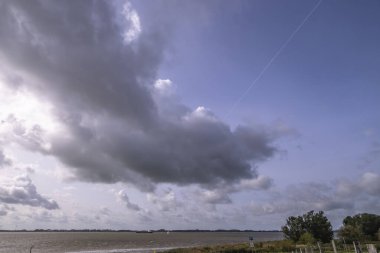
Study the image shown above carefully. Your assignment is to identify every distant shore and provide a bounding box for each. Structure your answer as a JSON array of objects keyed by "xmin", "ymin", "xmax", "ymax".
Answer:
[{"xmin": 0, "ymin": 229, "xmax": 281, "ymax": 233}]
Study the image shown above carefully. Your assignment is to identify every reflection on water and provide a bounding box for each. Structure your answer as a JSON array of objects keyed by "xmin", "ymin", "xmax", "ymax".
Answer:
[{"xmin": 0, "ymin": 231, "xmax": 283, "ymax": 253}]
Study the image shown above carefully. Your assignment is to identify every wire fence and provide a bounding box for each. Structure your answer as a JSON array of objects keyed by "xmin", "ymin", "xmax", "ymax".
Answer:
[{"xmin": 260, "ymin": 241, "xmax": 379, "ymax": 253}]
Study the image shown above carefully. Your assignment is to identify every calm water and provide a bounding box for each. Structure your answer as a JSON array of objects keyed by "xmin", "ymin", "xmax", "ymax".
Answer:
[{"xmin": 0, "ymin": 231, "xmax": 283, "ymax": 253}]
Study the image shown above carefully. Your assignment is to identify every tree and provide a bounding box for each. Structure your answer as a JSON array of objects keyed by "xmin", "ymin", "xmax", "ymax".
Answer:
[
  {"xmin": 339, "ymin": 213, "xmax": 380, "ymax": 241},
  {"xmin": 302, "ymin": 211, "xmax": 334, "ymax": 243},
  {"xmin": 282, "ymin": 216, "xmax": 305, "ymax": 242},
  {"xmin": 282, "ymin": 210, "xmax": 333, "ymax": 243},
  {"xmin": 337, "ymin": 224, "xmax": 363, "ymax": 242}
]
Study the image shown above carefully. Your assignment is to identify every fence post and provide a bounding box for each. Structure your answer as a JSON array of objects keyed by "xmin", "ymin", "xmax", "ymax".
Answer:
[
  {"xmin": 342, "ymin": 238, "xmax": 347, "ymax": 252},
  {"xmin": 353, "ymin": 241, "xmax": 362, "ymax": 253},
  {"xmin": 331, "ymin": 240, "xmax": 337, "ymax": 253},
  {"xmin": 317, "ymin": 242, "xmax": 323, "ymax": 253},
  {"xmin": 367, "ymin": 244, "xmax": 377, "ymax": 253}
]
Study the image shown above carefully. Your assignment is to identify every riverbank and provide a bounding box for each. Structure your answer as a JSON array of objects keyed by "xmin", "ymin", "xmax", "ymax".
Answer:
[
  {"xmin": 163, "ymin": 240, "xmax": 294, "ymax": 253},
  {"xmin": 163, "ymin": 239, "xmax": 380, "ymax": 253}
]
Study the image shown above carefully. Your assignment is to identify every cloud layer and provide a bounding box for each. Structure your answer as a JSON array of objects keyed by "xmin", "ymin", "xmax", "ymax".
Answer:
[
  {"xmin": 118, "ymin": 189, "xmax": 141, "ymax": 211},
  {"xmin": 0, "ymin": 149, "xmax": 12, "ymax": 168},
  {"xmin": 245, "ymin": 172, "xmax": 380, "ymax": 221},
  {"xmin": 0, "ymin": 175, "xmax": 59, "ymax": 210},
  {"xmin": 0, "ymin": 0, "xmax": 280, "ymax": 191}
]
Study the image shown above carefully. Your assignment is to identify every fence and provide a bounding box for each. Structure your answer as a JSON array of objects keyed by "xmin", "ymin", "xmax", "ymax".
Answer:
[{"xmin": 290, "ymin": 241, "xmax": 378, "ymax": 253}]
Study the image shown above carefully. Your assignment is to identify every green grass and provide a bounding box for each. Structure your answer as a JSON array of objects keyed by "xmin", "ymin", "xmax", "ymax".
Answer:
[
  {"xmin": 164, "ymin": 240, "xmax": 295, "ymax": 253},
  {"xmin": 163, "ymin": 239, "xmax": 380, "ymax": 253}
]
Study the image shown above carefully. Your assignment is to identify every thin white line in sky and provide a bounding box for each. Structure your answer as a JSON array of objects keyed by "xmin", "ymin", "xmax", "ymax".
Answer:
[{"xmin": 226, "ymin": 0, "xmax": 323, "ymax": 118}]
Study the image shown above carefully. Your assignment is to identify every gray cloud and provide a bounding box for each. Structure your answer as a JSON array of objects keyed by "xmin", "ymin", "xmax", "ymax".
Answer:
[
  {"xmin": 99, "ymin": 207, "xmax": 111, "ymax": 216},
  {"xmin": 0, "ymin": 204, "xmax": 14, "ymax": 216},
  {"xmin": 244, "ymin": 172, "xmax": 380, "ymax": 219},
  {"xmin": 275, "ymin": 182, "xmax": 354, "ymax": 212},
  {"xmin": 0, "ymin": 175, "xmax": 59, "ymax": 210},
  {"xmin": 357, "ymin": 172, "xmax": 380, "ymax": 195},
  {"xmin": 199, "ymin": 189, "xmax": 233, "ymax": 205},
  {"xmin": 196, "ymin": 175, "xmax": 273, "ymax": 205},
  {"xmin": 27, "ymin": 210, "xmax": 59, "ymax": 223},
  {"xmin": 0, "ymin": 0, "xmax": 159, "ymax": 127},
  {"xmin": 238, "ymin": 175, "xmax": 273, "ymax": 191},
  {"xmin": 357, "ymin": 141, "xmax": 380, "ymax": 170},
  {"xmin": 147, "ymin": 188, "xmax": 183, "ymax": 212},
  {"xmin": 0, "ymin": 149, "xmax": 12, "ymax": 168},
  {"xmin": 336, "ymin": 172, "xmax": 380, "ymax": 197},
  {"xmin": 0, "ymin": 0, "xmax": 281, "ymax": 190},
  {"xmin": 118, "ymin": 189, "xmax": 141, "ymax": 211}
]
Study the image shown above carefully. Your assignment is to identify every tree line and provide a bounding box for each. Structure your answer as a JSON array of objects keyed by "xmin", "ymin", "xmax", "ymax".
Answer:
[{"xmin": 282, "ymin": 211, "xmax": 380, "ymax": 244}]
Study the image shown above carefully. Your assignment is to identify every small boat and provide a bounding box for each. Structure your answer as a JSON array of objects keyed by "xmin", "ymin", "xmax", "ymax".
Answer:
[{"xmin": 136, "ymin": 230, "xmax": 153, "ymax": 233}]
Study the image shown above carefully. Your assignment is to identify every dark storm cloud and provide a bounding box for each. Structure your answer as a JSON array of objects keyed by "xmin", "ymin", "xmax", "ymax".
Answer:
[
  {"xmin": 0, "ymin": 175, "xmax": 59, "ymax": 210},
  {"xmin": 0, "ymin": 0, "xmax": 159, "ymax": 127},
  {"xmin": 0, "ymin": 0, "xmax": 280, "ymax": 190}
]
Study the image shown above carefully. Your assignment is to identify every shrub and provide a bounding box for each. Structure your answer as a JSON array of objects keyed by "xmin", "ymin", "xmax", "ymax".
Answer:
[{"xmin": 298, "ymin": 232, "xmax": 317, "ymax": 245}]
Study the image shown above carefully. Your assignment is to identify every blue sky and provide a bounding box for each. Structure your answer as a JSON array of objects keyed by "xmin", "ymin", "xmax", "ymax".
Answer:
[{"xmin": 0, "ymin": 0, "xmax": 379, "ymax": 230}]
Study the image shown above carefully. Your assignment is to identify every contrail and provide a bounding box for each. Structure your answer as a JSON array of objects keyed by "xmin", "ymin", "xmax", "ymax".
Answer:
[{"xmin": 226, "ymin": 0, "xmax": 323, "ymax": 117}]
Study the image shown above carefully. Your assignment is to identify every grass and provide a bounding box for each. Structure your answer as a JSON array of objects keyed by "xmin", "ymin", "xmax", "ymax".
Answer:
[
  {"xmin": 163, "ymin": 239, "xmax": 380, "ymax": 253},
  {"xmin": 164, "ymin": 240, "xmax": 296, "ymax": 253}
]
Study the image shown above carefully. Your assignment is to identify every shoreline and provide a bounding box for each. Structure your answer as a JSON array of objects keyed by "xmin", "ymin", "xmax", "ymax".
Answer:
[
  {"xmin": 162, "ymin": 239, "xmax": 380, "ymax": 253},
  {"xmin": 0, "ymin": 229, "xmax": 281, "ymax": 233}
]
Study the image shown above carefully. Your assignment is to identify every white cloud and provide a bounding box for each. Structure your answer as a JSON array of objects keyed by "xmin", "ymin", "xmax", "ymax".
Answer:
[
  {"xmin": 147, "ymin": 188, "xmax": 183, "ymax": 212},
  {"xmin": 200, "ymin": 189, "xmax": 232, "ymax": 205},
  {"xmin": 238, "ymin": 175, "xmax": 273, "ymax": 191},
  {"xmin": 122, "ymin": 2, "xmax": 142, "ymax": 43},
  {"xmin": 337, "ymin": 171, "xmax": 380, "ymax": 197},
  {"xmin": 154, "ymin": 79, "xmax": 172, "ymax": 91},
  {"xmin": 359, "ymin": 172, "xmax": 380, "ymax": 195}
]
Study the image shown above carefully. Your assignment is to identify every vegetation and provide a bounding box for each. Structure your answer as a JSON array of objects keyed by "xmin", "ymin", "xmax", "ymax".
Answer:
[
  {"xmin": 163, "ymin": 239, "xmax": 380, "ymax": 253},
  {"xmin": 165, "ymin": 211, "xmax": 380, "ymax": 253},
  {"xmin": 282, "ymin": 210, "xmax": 333, "ymax": 243},
  {"xmin": 338, "ymin": 213, "xmax": 380, "ymax": 242},
  {"xmin": 298, "ymin": 232, "xmax": 316, "ymax": 245},
  {"xmin": 164, "ymin": 240, "xmax": 296, "ymax": 253}
]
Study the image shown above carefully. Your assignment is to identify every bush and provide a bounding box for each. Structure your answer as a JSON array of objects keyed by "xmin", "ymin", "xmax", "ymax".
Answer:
[
  {"xmin": 339, "ymin": 213, "xmax": 380, "ymax": 241},
  {"xmin": 298, "ymin": 232, "xmax": 317, "ymax": 245},
  {"xmin": 282, "ymin": 210, "xmax": 333, "ymax": 243},
  {"xmin": 337, "ymin": 224, "xmax": 363, "ymax": 243}
]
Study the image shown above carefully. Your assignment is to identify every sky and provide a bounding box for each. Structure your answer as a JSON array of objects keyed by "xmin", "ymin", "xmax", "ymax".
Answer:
[{"xmin": 0, "ymin": 0, "xmax": 379, "ymax": 230}]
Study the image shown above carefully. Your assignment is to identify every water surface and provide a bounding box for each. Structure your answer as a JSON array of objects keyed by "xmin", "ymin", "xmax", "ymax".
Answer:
[{"xmin": 0, "ymin": 231, "xmax": 283, "ymax": 253}]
